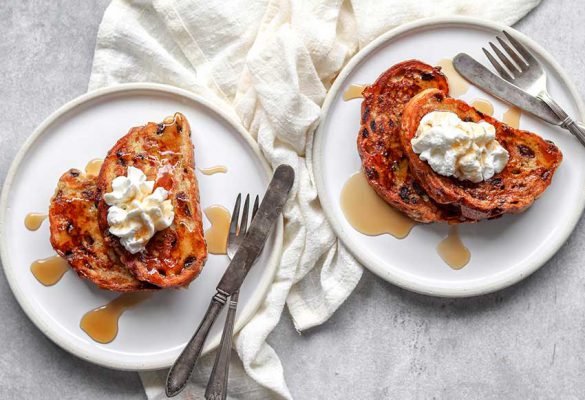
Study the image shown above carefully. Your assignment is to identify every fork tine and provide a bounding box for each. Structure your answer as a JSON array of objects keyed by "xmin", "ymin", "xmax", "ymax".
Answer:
[
  {"xmin": 496, "ymin": 36, "xmax": 529, "ymax": 71},
  {"xmin": 503, "ymin": 31, "xmax": 538, "ymax": 65},
  {"xmin": 489, "ymin": 41, "xmax": 520, "ymax": 74},
  {"xmin": 239, "ymin": 194, "xmax": 250, "ymax": 236},
  {"xmin": 228, "ymin": 193, "xmax": 241, "ymax": 245},
  {"xmin": 483, "ymin": 47, "xmax": 514, "ymax": 82},
  {"xmin": 252, "ymin": 195, "xmax": 259, "ymax": 220}
]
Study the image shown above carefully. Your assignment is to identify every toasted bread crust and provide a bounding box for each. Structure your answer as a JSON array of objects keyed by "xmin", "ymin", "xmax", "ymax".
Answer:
[
  {"xmin": 358, "ymin": 60, "xmax": 467, "ymax": 223},
  {"xmin": 97, "ymin": 113, "xmax": 207, "ymax": 288},
  {"xmin": 49, "ymin": 170, "xmax": 156, "ymax": 292},
  {"xmin": 400, "ymin": 89, "xmax": 563, "ymax": 219}
]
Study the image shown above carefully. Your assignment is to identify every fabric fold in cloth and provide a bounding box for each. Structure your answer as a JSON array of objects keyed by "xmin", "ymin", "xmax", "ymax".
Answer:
[{"xmin": 89, "ymin": 0, "xmax": 541, "ymax": 398}]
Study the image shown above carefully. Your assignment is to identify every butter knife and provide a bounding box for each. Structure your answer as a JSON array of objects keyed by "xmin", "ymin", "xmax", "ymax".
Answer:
[
  {"xmin": 452, "ymin": 53, "xmax": 561, "ymax": 124},
  {"xmin": 165, "ymin": 164, "xmax": 294, "ymax": 397}
]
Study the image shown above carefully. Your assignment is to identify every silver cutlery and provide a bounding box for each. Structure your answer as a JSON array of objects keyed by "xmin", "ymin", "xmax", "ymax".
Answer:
[
  {"xmin": 205, "ymin": 194, "xmax": 259, "ymax": 400},
  {"xmin": 453, "ymin": 31, "xmax": 585, "ymax": 145},
  {"xmin": 166, "ymin": 164, "xmax": 295, "ymax": 397}
]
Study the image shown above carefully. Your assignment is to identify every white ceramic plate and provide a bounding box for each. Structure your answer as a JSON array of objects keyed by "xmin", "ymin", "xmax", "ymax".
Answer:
[
  {"xmin": 0, "ymin": 83, "xmax": 282, "ymax": 370},
  {"xmin": 313, "ymin": 17, "xmax": 585, "ymax": 297}
]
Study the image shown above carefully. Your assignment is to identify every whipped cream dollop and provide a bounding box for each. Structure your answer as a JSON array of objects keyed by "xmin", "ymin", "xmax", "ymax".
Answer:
[
  {"xmin": 411, "ymin": 111, "xmax": 509, "ymax": 183},
  {"xmin": 104, "ymin": 166, "xmax": 174, "ymax": 254}
]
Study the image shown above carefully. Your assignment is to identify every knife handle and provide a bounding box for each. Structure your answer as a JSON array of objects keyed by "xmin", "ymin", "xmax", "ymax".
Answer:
[
  {"xmin": 205, "ymin": 291, "xmax": 239, "ymax": 400},
  {"xmin": 565, "ymin": 120, "xmax": 585, "ymax": 147},
  {"xmin": 539, "ymin": 91, "xmax": 585, "ymax": 146},
  {"xmin": 166, "ymin": 291, "xmax": 228, "ymax": 397}
]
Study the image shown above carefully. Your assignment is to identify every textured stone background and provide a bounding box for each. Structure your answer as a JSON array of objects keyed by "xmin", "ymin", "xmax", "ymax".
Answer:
[{"xmin": 1, "ymin": 1, "xmax": 585, "ymax": 399}]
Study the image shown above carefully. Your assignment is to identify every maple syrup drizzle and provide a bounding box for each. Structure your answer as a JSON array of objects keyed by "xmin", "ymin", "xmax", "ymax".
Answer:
[
  {"xmin": 30, "ymin": 255, "xmax": 69, "ymax": 286},
  {"xmin": 162, "ymin": 115, "xmax": 177, "ymax": 125},
  {"xmin": 503, "ymin": 106, "xmax": 521, "ymax": 129},
  {"xmin": 340, "ymin": 172, "xmax": 416, "ymax": 238},
  {"xmin": 155, "ymin": 163, "xmax": 174, "ymax": 191},
  {"xmin": 80, "ymin": 293, "xmax": 151, "ymax": 344},
  {"xmin": 472, "ymin": 99, "xmax": 494, "ymax": 116},
  {"xmin": 199, "ymin": 165, "xmax": 228, "ymax": 176},
  {"xmin": 204, "ymin": 205, "xmax": 231, "ymax": 255},
  {"xmin": 437, "ymin": 59, "xmax": 470, "ymax": 97},
  {"xmin": 343, "ymin": 84, "xmax": 366, "ymax": 101},
  {"xmin": 24, "ymin": 212, "xmax": 47, "ymax": 231},
  {"xmin": 437, "ymin": 225, "xmax": 470, "ymax": 270},
  {"xmin": 85, "ymin": 158, "xmax": 104, "ymax": 176}
]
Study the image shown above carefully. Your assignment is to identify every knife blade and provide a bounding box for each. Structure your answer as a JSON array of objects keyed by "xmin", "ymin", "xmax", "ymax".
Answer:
[
  {"xmin": 216, "ymin": 164, "xmax": 294, "ymax": 295},
  {"xmin": 452, "ymin": 53, "xmax": 561, "ymax": 125}
]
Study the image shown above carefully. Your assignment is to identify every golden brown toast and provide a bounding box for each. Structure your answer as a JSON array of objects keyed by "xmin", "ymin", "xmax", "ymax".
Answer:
[
  {"xmin": 97, "ymin": 113, "xmax": 207, "ymax": 288},
  {"xmin": 358, "ymin": 60, "xmax": 468, "ymax": 223},
  {"xmin": 400, "ymin": 89, "xmax": 563, "ymax": 220},
  {"xmin": 49, "ymin": 170, "xmax": 156, "ymax": 292}
]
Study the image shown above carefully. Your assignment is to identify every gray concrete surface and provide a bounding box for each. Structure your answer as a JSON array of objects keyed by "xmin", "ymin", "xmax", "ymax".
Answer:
[{"xmin": 1, "ymin": 1, "xmax": 585, "ymax": 399}]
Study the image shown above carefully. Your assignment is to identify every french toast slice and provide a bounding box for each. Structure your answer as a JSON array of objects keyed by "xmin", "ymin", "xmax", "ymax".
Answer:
[
  {"xmin": 49, "ymin": 170, "xmax": 156, "ymax": 291},
  {"xmin": 97, "ymin": 113, "xmax": 207, "ymax": 288},
  {"xmin": 358, "ymin": 60, "xmax": 468, "ymax": 223},
  {"xmin": 400, "ymin": 89, "xmax": 563, "ymax": 219}
]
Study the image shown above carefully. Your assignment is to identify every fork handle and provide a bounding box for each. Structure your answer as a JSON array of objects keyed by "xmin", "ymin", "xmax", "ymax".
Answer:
[
  {"xmin": 166, "ymin": 291, "xmax": 228, "ymax": 397},
  {"xmin": 205, "ymin": 291, "xmax": 239, "ymax": 400},
  {"xmin": 539, "ymin": 91, "xmax": 585, "ymax": 146}
]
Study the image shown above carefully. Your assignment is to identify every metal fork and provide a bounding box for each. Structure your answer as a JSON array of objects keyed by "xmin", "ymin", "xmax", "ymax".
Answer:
[
  {"xmin": 482, "ymin": 31, "xmax": 585, "ymax": 145},
  {"xmin": 205, "ymin": 194, "xmax": 259, "ymax": 400}
]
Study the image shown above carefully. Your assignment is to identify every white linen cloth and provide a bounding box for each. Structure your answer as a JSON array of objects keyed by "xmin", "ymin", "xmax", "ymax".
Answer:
[{"xmin": 89, "ymin": 0, "xmax": 541, "ymax": 398}]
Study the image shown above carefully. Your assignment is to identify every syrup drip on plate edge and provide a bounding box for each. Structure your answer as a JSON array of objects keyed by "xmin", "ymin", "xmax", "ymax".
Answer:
[
  {"xmin": 199, "ymin": 165, "xmax": 228, "ymax": 176},
  {"xmin": 437, "ymin": 225, "xmax": 470, "ymax": 270},
  {"xmin": 503, "ymin": 106, "xmax": 521, "ymax": 129},
  {"xmin": 437, "ymin": 58, "xmax": 470, "ymax": 98},
  {"xmin": 471, "ymin": 98, "xmax": 522, "ymax": 129},
  {"xmin": 85, "ymin": 158, "xmax": 104, "ymax": 176},
  {"xmin": 204, "ymin": 205, "xmax": 231, "ymax": 255},
  {"xmin": 80, "ymin": 293, "xmax": 151, "ymax": 344},
  {"xmin": 25, "ymin": 212, "xmax": 47, "ymax": 231},
  {"xmin": 471, "ymin": 99, "xmax": 494, "ymax": 116},
  {"xmin": 343, "ymin": 84, "xmax": 366, "ymax": 101},
  {"xmin": 30, "ymin": 255, "xmax": 69, "ymax": 286}
]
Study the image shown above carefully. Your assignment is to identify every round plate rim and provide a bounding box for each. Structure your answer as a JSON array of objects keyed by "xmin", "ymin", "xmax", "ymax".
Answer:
[
  {"xmin": 0, "ymin": 82, "xmax": 283, "ymax": 370},
  {"xmin": 313, "ymin": 16, "xmax": 585, "ymax": 298}
]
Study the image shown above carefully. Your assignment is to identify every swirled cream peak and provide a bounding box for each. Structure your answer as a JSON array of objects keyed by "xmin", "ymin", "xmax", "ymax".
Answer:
[
  {"xmin": 104, "ymin": 166, "xmax": 174, "ymax": 254},
  {"xmin": 411, "ymin": 111, "xmax": 509, "ymax": 183}
]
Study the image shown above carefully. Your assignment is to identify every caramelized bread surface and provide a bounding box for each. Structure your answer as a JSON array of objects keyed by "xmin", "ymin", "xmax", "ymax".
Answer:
[
  {"xmin": 49, "ymin": 170, "xmax": 156, "ymax": 291},
  {"xmin": 358, "ymin": 60, "xmax": 468, "ymax": 223},
  {"xmin": 400, "ymin": 89, "xmax": 563, "ymax": 219},
  {"xmin": 97, "ymin": 113, "xmax": 207, "ymax": 288}
]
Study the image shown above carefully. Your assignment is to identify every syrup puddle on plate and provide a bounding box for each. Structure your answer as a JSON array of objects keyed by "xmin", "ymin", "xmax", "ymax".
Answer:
[
  {"xmin": 199, "ymin": 165, "xmax": 228, "ymax": 176},
  {"xmin": 80, "ymin": 292, "xmax": 151, "ymax": 344},
  {"xmin": 204, "ymin": 205, "xmax": 231, "ymax": 255},
  {"xmin": 472, "ymin": 99, "xmax": 494, "ymax": 116},
  {"xmin": 85, "ymin": 158, "xmax": 104, "ymax": 176},
  {"xmin": 343, "ymin": 84, "xmax": 366, "ymax": 101},
  {"xmin": 437, "ymin": 59, "xmax": 470, "ymax": 97},
  {"xmin": 31, "ymin": 255, "xmax": 69, "ymax": 286},
  {"xmin": 24, "ymin": 212, "xmax": 47, "ymax": 231},
  {"xmin": 340, "ymin": 171, "xmax": 416, "ymax": 238},
  {"xmin": 162, "ymin": 114, "xmax": 177, "ymax": 125},
  {"xmin": 503, "ymin": 106, "xmax": 521, "ymax": 129},
  {"xmin": 437, "ymin": 225, "xmax": 470, "ymax": 270},
  {"xmin": 471, "ymin": 98, "xmax": 521, "ymax": 129}
]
